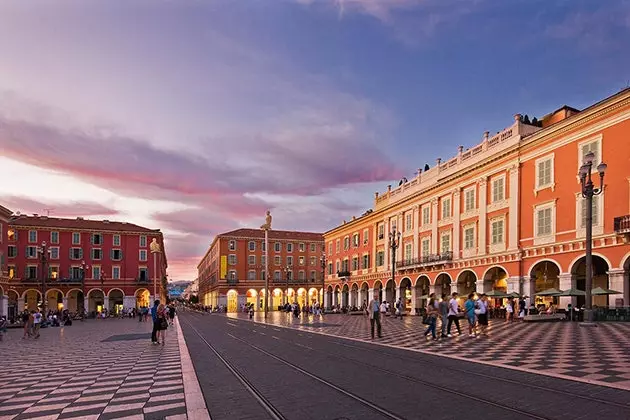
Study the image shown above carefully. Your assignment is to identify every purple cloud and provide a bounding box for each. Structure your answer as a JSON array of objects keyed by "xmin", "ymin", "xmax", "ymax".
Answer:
[{"xmin": 0, "ymin": 195, "xmax": 119, "ymax": 217}]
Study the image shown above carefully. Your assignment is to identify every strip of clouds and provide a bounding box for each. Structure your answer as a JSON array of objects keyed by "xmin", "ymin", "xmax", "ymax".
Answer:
[{"xmin": 0, "ymin": 195, "xmax": 119, "ymax": 218}]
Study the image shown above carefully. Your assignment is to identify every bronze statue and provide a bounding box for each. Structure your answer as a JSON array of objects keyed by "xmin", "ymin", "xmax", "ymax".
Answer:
[
  {"xmin": 260, "ymin": 210, "xmax": 272, "ymax": 230},
  {"xmin": 150, "ymin": 238, "xmax": 161, "ymax": 253}
]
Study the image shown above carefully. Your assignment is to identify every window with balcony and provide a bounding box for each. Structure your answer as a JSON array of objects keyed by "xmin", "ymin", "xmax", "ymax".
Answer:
[
  {"xmin": 28, "ymin": 230, "xmax": 37, "ymax": 243},
  {"xmin": 248, "ymin": 241, "xmax": 256, "ymax": 251},
  {"xmin": 422, "ymin": 206, "xmax": 430, "ymax": 225},
  {"xmin": 71, "ymin": 267, "xmax": 81, "ymax": 280},
  {"xmin": 442, "ymin": 197, "xmax": 451, "ymax": 219},
  {"xmin": 298, "ymin": 270, "xmax": 305, "ymax": 281},
  {"xmin": 274, "ymin": 242, "xmax": 281, "ymax": 252},
  {"xmin": 228, "ymin": 271, "xmax": 237, "ymax": 281},
  {"xmin": 310, "ymin": 270, "xmax": 316, "ymax": 281},
  {"xmin": 228, "ymin": 240, "xmax": 236, "ymax": 251},
  {"xmin": 352, "ymin": 257, "xmax": 359, "ymax": 271},
  {"xmin": 335, "ymin": 261, "xmax": 341, "ymax": 272},
  {"xmin": 492, "ymin": 177, "xmax": 505, "ymax": 202},
  {"xmin": 228, "ymin": 254, "xmax": 237, "ymax": 265},
  {"xmin": 113, "ymin": 234, "xmax": 121, "ymax": 246},
  {"xmin": 404, "ymin": 243, "xmax": 413, "ymax": 263},
  {"xmin": 70, "ymin": 247, "xmax": 83, "ymax": 260},
  {"xmin": 93, "ymin": 248, "xmax": 103, "ymax": 260},
  {"xmin": 248, "ymin": 270, "xmax": 256, "ymax": 280},
  {"xmin": 441, "ymin": 233, "xmax": 451, "ymax": 254},
  {"xmin": 248, "ymin": 255, "xmax": 256, "ymax": 265},
  {"xmin": 274, "ymin": 271, "xmax": 281, "ymax": 281},
  {"xmin": 50, "ymin": 231, "xmax": 59, "ymax": 244},
  {"xmin": 138, "ymin": 268, "xmax": 148, "ymax": 281},
  {"xmin": 464, "ymin": 188, "xmax": 476, "ymax": 212},
  {"xmin": 139, "ymin": 235, "xmax": 146, "ymax": 247},
  {"xmin": 342, "ymin": 259, "xmax": 349, "ymax": 272},
  {"xmin": 27, "ymin": 266, "xmax": 37, "ymax": 279},
  {"xmin": 49, "ymin": 266, "xmax": 59, "ymax": 279},
  {"xmin": 421, "ymin": 238, "xmax": 430, "ymax": 257},
  {"xmin": 287, "ymin": 243, "xmax": 293, "ymax": 252},
  {"xmin": 72, "ymin": 232, "xmax": 81, "ymax": 245}
]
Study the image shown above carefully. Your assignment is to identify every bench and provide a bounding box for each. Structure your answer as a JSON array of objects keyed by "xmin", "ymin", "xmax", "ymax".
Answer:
[{"xmin": 523, "ymin": 314, "xmax": 565, "ymax": 322}]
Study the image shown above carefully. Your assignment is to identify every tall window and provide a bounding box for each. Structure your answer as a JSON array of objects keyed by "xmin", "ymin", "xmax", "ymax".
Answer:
[
  {"xmin": 580, "ymin": 196, "xmax": 600, "ymax": 227},
  {"xmin": 464, "ymin": 189, "xmax": 476, "ymax": 211},
  {"xmin": 579, "ymin": 138, "xmax": 601, "ymax": 168},
  {"xmin": 421, "ymin": 238, "xmax": 430, "ymax": 257},
  {"xmin": 228, "ymin": 240, "xmax": 236, "ymax": 251},
  {"xmin": 441, "ymin": 233, "xmax": 451, "ymax": 254},
  {"xmin": 343, "ymin": 237, "xmax": 350, "ymax": 250},
  {"xmin": 28, "ymin": 230, "xmax": 37, "ymax": 243},
  {"xmin": 139, "ymin": 250, "xmax": 147, "ymax": 261},
  {"xmin": 376, "ymin": 251, "xmax": 384, "ymax": 267},
  {"xmin": 352, "ymin": 234, "xmax": 359, "ymax": 247},
  {"xmin": 274, "ymin": 255, "xmax": 281, "ymax": 265},
  {"xmin": 50, "ymin": 247, "xmax": 59, "ymax": 259},
  {"xmin": 298, "ymin": 271, "xmax": 305, "ymax": 280},
  {"xmin": 536, "ymin": 207, "xmax": 553, "ymax": 236},
  {"xmin": 363, "ymin": 229, "xmax": 369, "ymax": 244},
  {"xmin": 328, "ymin": 242, "xmax": 333, "ymax": 255},
  {"xmin": 404, "ymin": 243, "xmax": 413, "ymax": 262},
  {"xmin": 287, "ymin": 256, "xmax": 294, "ymax": 266},
  {"xmin": 248, "ymin": 241, "xmax": 256, "ymax": 251},
  {"xmin": 50, "ymin": 231, "xmax": 59, "ymax": 244},
  {"xmin": 441, "ymin": 197, "xmax": 451, "ymax": 219},
  {"xmin": 491, "ymin": 219, "xmax": 504, "ymax": 245},
  {"xmin": 113, "ymin": 234, "xmax": 121, "ymax": 246},
  {"xmin": 299, "ymin": 243, "xmax": 305, "ymax": 252},
  {"xmin": 492, "ymin": 177, "xmax": 505, "ymax": 202},
  {"xmin": 536, "ymin": 157, "xmax": 553, "ymax": 189},
  {"xmin": 362, "ymin": 254, "xmax": 370, "ymax": 269},
  {"xmin": 274, "ymin": 242, "xmax": 281, "ymax": 252},
  {"xmin": 248, "ymin": 270, "xmax": 256, "ymax": 280},
  {"xmin": 139, "ymin": 235, "xmax": 146, "ymax": 247},
  {"xmin": 310, "ymin": 243, "xmax": 316, "ymax": 252},
  {"xmin": 92, "ymin": 266, "xmax": 101, "ymax": 280},
  {"xmin": 72, "ymin": 232, "xmax": 81, "ymax": 245},
  {"xmin": 112, "ymin": 266, "xmax": 121, "ymax": 279},
  {"xmin": 287, "ymin": 243, "xmax": 293, "ymax": 252},
  {"xmin": 352, "ymin": 257, "xmax": 359, "ymax": 271},
  {"xmin": 378, "ymin": 224, "xmax": 384, "ymax": 239},
  {"xmin": 299, "ymin": 256, "xmax": 305, "ymax": 266},
  {"xmin": 228, "ymin": 254, "xmax": 237, "ymax": 265},
  {"xmin": 464, "ymin": 227, "xmax": 475, "ymax": 249},
  {"xmin": 310, "ymin": 256, "xmax": 316, "ymax": 266},
  {"xmin": 405, "ymin": 213, "xmax": 412, "ymax": 231},
  {"xmin": 422, "ymin": 206, "xmax": 430, "ymax": 225},
  {"xmin": 248, "ymin": 255, "xmax": 256, "ymax": 265},
  {"xmin": 335, "ymin": 239, "xmax": 340, "ymax": 253}
]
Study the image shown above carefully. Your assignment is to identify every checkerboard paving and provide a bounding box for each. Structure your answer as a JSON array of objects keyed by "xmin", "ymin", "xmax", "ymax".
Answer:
[
  {"xmin": 0, "ymin": 318, "xmax": 188, "ymax": 420},
  {"xmin": 229, "ymin": 312, "xmax": 630, "ymax": 391}
]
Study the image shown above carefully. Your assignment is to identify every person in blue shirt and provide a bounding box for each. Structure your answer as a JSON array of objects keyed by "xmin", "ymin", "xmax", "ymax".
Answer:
[
  {"xmin": 464, "ymin": 293, "xmax": 477, "ymax": 337},
  {"xmin": 368, "ymin": 292, "xmax": 382, "ymax": 339},
  {"xmin": 151, "ymin": 299, "xmax": 160, "ymax": 344}
]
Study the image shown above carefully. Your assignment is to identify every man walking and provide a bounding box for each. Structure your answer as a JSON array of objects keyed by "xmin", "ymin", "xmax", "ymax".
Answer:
[
  {"xmin": 368, "ymin": 291, "xmax": 382, "ymax": 339},
  {"xmin": 439, "ymin": 294, "xmax": 449, "ymax": 338},
  {"xmin": 151, "ymin": 300, "xmax": 160, "ymax": 344},
  {"xmin": 447, "ymin": 292, "xmax": 462, "ymax": 337},
  {"xmin": 33, "ymin": 309, "xmax": 42, "ymax": 339}
]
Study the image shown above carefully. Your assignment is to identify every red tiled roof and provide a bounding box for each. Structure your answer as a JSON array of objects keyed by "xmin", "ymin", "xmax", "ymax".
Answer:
[
  {"xmin": 219, "ymin": 228, "xmax": 323, "ymax": 241},
  {"xmin": 0, "ymin": 205, "xmax": 12, "ymax": 218},
  {"xmin": 10, "ymin": 215, "xmax": 161, "ymax": 234}
]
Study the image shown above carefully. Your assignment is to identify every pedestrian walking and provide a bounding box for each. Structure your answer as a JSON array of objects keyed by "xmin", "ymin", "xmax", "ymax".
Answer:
[
  {"xmin": 505, "ymin": 298, "xmax": 514, "ymax": 323},
  {"xmin": 33, "ymin": 309, "xmax": 42, "ymax": 339},
  {"xmin": 395, "ymin": 298, "xmax": 403, "ymax": 319},
  {"xmin": 21, "ymin": 310, "xmax": 31, "ymax": 339},
  {"xmin": 439, "ymin": 294, "xmax": 448, "ymax": 338},
  {"xmin": 151, "ymin": 300, "xmax": 160, "ymax": 344},
  {"xmin": 156, "ymin": 303, "xmax": 168, "ymax": 345},
  {"xmin": 447, "ymin": 292, "xmax": 462, "ymax": 336},
  {"xmin": 168, "ymin": 304, "xmax": 176, "ymax": 326},
  {"xmin": 464, "ymin": 293, "xmax": 477, "ymax": 337},
  {"xmin": 423, "ymin": 294, "xmax": 438, "ymax": 340},
  {"xmin": 475, "ymin": 294, "xmax": 488, "ymax": 336},
  {"xmin": 368, "ymin": 292, "xmax": 382, "ymax": 339},
  {"xmin": 0, "ymin": 316, "xmax": 7, "ymax": 341}
]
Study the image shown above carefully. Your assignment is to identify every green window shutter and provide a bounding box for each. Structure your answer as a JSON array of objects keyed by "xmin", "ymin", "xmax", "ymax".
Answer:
[
  {"xmin": 69, "ymin": 248, "xmax": 73, "ymax": 260},
  {"xmin": 120, "ymin": 250, "xmax": 124, "ymax": 260},
  {"xmin": 79, "ymin": 248, "xmax": 84, "ymax": 259}
]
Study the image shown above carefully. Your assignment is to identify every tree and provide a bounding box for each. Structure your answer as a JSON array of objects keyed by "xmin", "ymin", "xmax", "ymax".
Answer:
[{"xmin": 189, "ymin": 295, "xmax": 199, "ymax": 304}]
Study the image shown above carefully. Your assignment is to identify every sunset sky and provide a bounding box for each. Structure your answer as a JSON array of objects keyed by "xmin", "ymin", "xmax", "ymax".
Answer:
[{"xmin": 1, "ymin": 0, "xmax": 629, "ymax": 280}]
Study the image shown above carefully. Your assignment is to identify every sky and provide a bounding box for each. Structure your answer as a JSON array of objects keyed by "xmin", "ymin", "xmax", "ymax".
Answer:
[{"xmin": 1, "ymin": 0, "xmax": 629, "ymax": 280}]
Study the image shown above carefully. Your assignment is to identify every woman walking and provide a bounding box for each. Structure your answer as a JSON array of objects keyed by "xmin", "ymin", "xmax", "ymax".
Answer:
[
  {"xmin": 156, "ymin": 303, "xmax": 168, "ymax": 345},
  {"xmin": 423, "ymin": 295, "xmax": 438, "ymax": 341}
]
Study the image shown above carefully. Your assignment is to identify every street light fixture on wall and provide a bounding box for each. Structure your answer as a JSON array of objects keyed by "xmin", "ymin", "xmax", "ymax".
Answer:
[
  {"xmin": 388, "ymin": 227, "xmax": 401, "ymax": 305},
  {"xmin": 579, "ymin": 151, "xmax": 607, "ymax": 323}
]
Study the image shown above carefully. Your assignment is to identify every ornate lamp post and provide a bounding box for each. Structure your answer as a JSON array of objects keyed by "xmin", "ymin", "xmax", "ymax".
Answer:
[
  {"xmin": 579, "ymin": 151, "xmax": 607, "ymax": 323},
  {"xmin": 388, "ymin": 227, "xmax": 401, "ymax": 306},
  {"xmin": 260, "ymin": 211, "xmax": 272, "ymax": 319},
  {"xmin": 80, "ymin": 260, "xmax": 89, "ymax": 313},
  {"xmin": 320, "ymin": 254, "xmax": 327, "ymax": 310},
  {"xmin": 37, "ymin": 241, "xmax": 50, "ymax": 314},
  {"xmin": 150, "ymin": 238, "xmax": 162, "ymax": 305},
  {"xmin": 283, "ymin": 264, "xmax": 292, "ymax": 306}
]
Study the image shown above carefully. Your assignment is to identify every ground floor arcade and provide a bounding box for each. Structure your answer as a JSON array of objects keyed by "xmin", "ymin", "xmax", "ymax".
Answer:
[
  {"xmin": 323, "ymin": 249, "xmax": 630, "ymax": 315},
  {"xmin": 0, "ymin": 285, "xmax": 161, "ymax": 321},
  {"xmin": 201, "ymin": 286, "xmax": 324, "ymax": 313}
]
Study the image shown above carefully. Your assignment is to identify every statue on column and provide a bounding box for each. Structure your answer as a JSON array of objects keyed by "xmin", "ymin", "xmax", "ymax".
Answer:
[
  {"xmin": 260, "ymin": 210, "xmax": 272, "ymax": 230},
  {"xmin": 150, "ymin": 238, "xmax": 161, "ymax": 253}
]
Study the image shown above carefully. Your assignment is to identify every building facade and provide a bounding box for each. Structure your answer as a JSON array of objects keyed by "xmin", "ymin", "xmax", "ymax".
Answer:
[
  {"xmin": 198, "ymin": 228, "xmax": 324, "ymax": 312},
  {"xmin": 324, "ymin": 88, "xmax": 630, "ymax": 313},
  {"xmin": 0, "ymin": 205, "xmax": 13, "ymax": 317},
  {"xmin": 1, "ymin": 213, "xmax": 167, "ymax": 320}
]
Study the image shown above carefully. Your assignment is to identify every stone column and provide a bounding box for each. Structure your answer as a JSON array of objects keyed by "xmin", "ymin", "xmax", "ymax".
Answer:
[
  {"xmin": 368, "ymin": 288, "xmax": 374, "ymax": 303},
  {"xmin": 413, "ymin": 206, "xmax": 419, "ymax": 258},
  {"xmin": 84, "ymin": 297, "xmax": 90, "ymax": 313},
  {"xmin": 475, "ymin": 281, "xmax": 486, "ymax": 294},
  {"xmin": 558, "ymin": 273, "xmax": 574, "ymax": 309},
  {"xmin": 18, "ymin": 299, "xmax": 25, "ymax": 313},
  {"xmin": 103, "ymin": 297, "xmax": 110, "ymax": 312},
  {"xmin": 452, "ymin": 190, "xmax": 461, "ymax": 259},
  {"xmin": 383, "ymin": 219, "xmax": 389, "ymax": 270},
  {"xmin": 324, "ymin": 291, "xmax": 329, "ymax": 309},
  {"xmin": 507, "ymin": 276, "xmax": 522, "ymax": 294},
  {"xmin": 526, "ymin": 276, "xmax": 536, "ymax": 300},
  {"xmin": 431, "ymin": 199, "xmax": 439, "ymax": 254},
  {"xmin": 62, "ymin": 297, "xmax": 68, "ymax": 311},
  {"xmin": 478, "ymin": 178, "xmax": 488, "ymax": 255},
  {"xmin": 0, "ymin": 295, "xmax": 7, "ymax": 318},
  {"xmin": 429, "ymin": 284, "xmax": 436, "ymax": 296},
  {"xmin": 450, "ymin": 282, "xmax": 458, "ymax": 296},
  {"xmin": 508, "ymin": 166, "xmax": 519, "ymax": 251},
  {"xmin": 410, "ymin": 286, "xmax": 417, "ymax": 315},
  {"xmin": 607, "ymin": 269, "xmax": 625, "ymax": 307}
]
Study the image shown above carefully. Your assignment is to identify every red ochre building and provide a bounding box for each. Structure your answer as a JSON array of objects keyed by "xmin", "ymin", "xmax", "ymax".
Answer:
[
  {"xmin": 197, "ymin": 228, "xmax": 324, "ymax": 312},
  {"xmin": 0, "ymin": 212, "xmax": 167, "ymax": 320},
  {"xmin": 324, "ymin": 88, "xmax": 630, "ymax": 313}
]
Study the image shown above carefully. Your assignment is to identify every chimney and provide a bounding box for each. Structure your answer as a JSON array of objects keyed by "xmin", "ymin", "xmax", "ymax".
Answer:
[
  {"xmin": 76, "ymin": 217, "xmax": 84, "ymax": 220},
  {"xmin": 33, "ymin": 213, "xmax": 38, "ymax": 217}
]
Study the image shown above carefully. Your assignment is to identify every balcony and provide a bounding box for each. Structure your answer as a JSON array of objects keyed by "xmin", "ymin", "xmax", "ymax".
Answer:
[
  {"xmin": 397, "ymin": 252, "xmax": 453, "ymax": 270},
  {"xmin": 614, "ymin": 215, "xmax": 630, "ymax": 234},
  {"xmin": 227, "ymin": 278, "xmax": 239, "ymax": 285},
  {"xmin": 337, "ymin": 270, "xmax": 351, "ymax": 278}
]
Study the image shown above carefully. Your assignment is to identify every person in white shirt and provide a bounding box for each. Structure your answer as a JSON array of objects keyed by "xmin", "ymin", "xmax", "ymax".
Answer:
[
  {"xmin": 446, "ymin": 292, "xmax": 462, "ymax": 336},
  {"xmin": 33, "ymin": 309, "xmax": 42, "ymax": 339}
]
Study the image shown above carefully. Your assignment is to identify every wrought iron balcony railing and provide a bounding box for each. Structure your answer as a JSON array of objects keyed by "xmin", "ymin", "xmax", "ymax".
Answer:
[
  {"xmin": 227, "ymin": 278, "xmax": 239, "ymax": 285},
  {"xmin": 337, "ymin": 270, "xmax": 351, "ymax": 278},
  {"xmin": 397, "ymin": 251, "xmax": 453, "ymax": 269},
  {"xmin": 614, "ymin": 215, "xmax": 630, "ymax": 234}
]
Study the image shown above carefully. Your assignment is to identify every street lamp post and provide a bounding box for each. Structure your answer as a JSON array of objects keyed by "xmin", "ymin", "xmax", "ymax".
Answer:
[
  {"xmin": 38, "ymin": 241, "xmax": 50, "ymax": 314},
  {"xmin": 150, "ymin": 238, "xmax": 162, "ymax": 306},
  {"xmin": 283, "ymin": 265, "xmax": 291, "ymax": 306},
  {"xmin": 320, "ymin": 254, "xmax": 327, "ymax": 310},
  {"xmin": 388, "ymin": 227, "xmax": 401, "ymax": 308},
  {"xmin": 579, "ymin": 151, "xmax": 607, "ymax": 323},
  {"xmin": 80, "ymin": 260, "xmax": 89, "ymax": 313}
]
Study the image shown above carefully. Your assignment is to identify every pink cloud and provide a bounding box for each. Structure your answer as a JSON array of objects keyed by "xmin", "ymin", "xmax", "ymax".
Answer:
[{"xmin": 0, "ymin": 195, "xmax": 119, "ymax": 217}]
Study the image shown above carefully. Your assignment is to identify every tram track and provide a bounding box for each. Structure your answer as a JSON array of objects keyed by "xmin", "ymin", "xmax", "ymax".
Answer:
[
  {"xmin": 181, "ymin": 317, "xmax": 404, "ymax": 420},
  {"xmin": 219, "ymin": 314, "xmax": 630, "ymax": 416}
]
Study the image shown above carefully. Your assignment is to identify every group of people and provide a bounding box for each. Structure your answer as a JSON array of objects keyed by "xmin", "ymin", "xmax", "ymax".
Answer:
[{"xmin": 423, "ymin": 292, "xmax": 490, "ymax": 340}]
